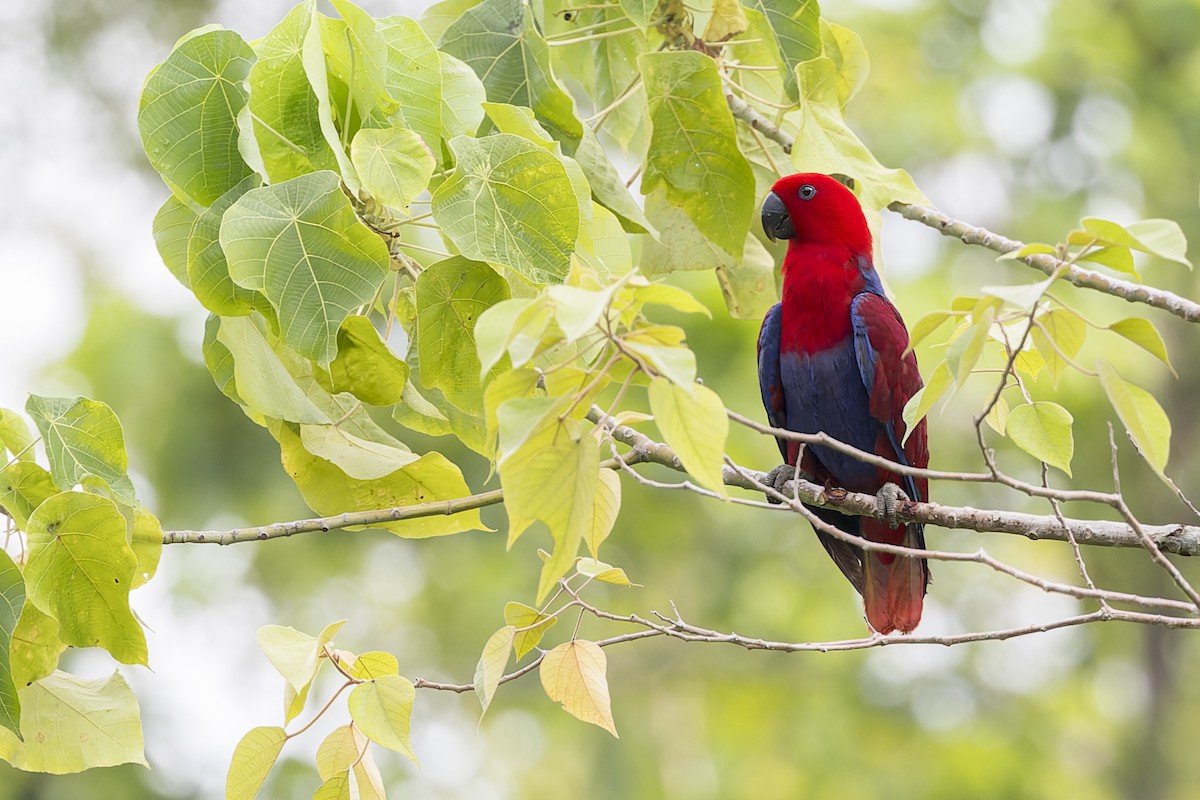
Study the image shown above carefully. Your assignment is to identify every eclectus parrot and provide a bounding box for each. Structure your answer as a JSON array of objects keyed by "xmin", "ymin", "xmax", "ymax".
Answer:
[{"xmin": 757, "ymin": 173, "xmax": 929, "ymax": 634}]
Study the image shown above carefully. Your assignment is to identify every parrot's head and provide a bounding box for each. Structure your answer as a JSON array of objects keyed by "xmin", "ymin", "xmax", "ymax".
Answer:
[{"xmin": 761, "ymin": 173, "xmax": 871, "ymax": 255}]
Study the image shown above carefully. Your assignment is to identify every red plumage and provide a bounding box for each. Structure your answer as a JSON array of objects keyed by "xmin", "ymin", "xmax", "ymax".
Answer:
[{"xmin": 758, "ymin": 173, "xmax": 928, "ymax": 633}]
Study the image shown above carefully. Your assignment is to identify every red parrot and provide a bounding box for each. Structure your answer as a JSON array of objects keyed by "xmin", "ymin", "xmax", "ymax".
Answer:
[{"xmin": 757, "ymin": 173, "xmax": 929, "ymax": 634}]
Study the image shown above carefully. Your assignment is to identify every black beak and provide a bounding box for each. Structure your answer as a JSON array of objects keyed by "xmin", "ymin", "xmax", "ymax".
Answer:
[{"xmin": 761, "ymin": 191, "xmax": 794, "ymax": 242}]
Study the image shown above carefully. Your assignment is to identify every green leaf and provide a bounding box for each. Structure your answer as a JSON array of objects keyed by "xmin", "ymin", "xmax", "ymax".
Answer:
[
  {"xmin": 129, "ymin": 505, "xmax": 164, "ymax": 589},
  {"xmin": 272, "ymin": 421, "xmax": 483, "ymax": 537},
  {"xmin": 220, "ymin": 170, "xmax": 391, "ymax": 364},
  {"xmin": 540, "ymin": 640, "xmax": 617, "ymax": 737},
  {"xmin": 640, "ymin": 51, "xmax": 755, "ymax": 259},
  {"xmin": 946, "ymin": 307, "xmax": 994, "ymax": 385},
  {"xmin": 984, "ymin": 394, "xmax": 1010, "ymax": 436},
  {"xmin": 1076, "ymin": 217, "xmax": 1191, "ymax": 268},
  {"xmin": 247, "ymin": 3, "xmax": 340, "ymax": 182},
  {"xmin": 299, "ymin": 5, "xmax": 359, "ymax": 194},
  {"xmin": 705, "ymin": 0, "xmax": 750, "ymax": 41},
  {"xmin": 138, "ymin": 29, "xmax": 255, "ymax": 206},
  {"xmin": 226, "ymin": 726, "xmax": 287, "ymax": 800},
  {"xmin": 567, "ymin": 126, "xmax": 653, "ymax": 234},
  {"xmin": 1076, "ymin": 245, "xmax": 1138, "ymax": 278},
  {"xmin": 378, "ymin": 16, "xmax": 443, "ymax": 155},
  {"xmin": 322, "ymin": 0, "xmax": 396, "ymax": 129},
  {"xmin": 618, "ymin": 0, "xmax": 657, "ymax": 28},
  {"xmin": 0, "ymin": 462, "xmax": 57, "ymax": 530},
  {"xmin": 981, "ymin": 275, "xmax": 1056, "ymax": 311},
  {"xmin": 433, "ymin": 135, "xmax": 580, "ymax": 284},
  {"xmin": 393, "ymin": 382, "xmax": 454, "ymax": 439},
  {"xmin": 587, "ymin": 470, "xmax": 622, "ymax": 558},
  {"xmin": 786, "ymin": 56, "xmax": 926, "ymax": 211},
  {"xmin": 1031, "ymin": 308, "xmax": 1087, "ymax": 385},
  {"xmin": 417, "ymin": 257, "xmax": 511, "ymax": 411},
  {"xmin": 0, "ymin": 671, "xmax": 145, "ymax": 773},
  {"xmin": 348, "ymin": 675, "xmax": 418, "ymax": 765},
  {"xmin": 908, "ymin": 311, "xmax": 953, "ymax": 351},
  {"xmin": 647, "ymin": 377, "xmax": 728, "ymax": 495},
  {"xmin": 0, "ymin": 550, "xmax": 24, "ymax": 738},
  {"xmin": 496, "ymin": 404, "xmax": 599, "ymax": 602},
  {"xmin": 745, "ymin": 0, "xmax": 821, "ymax": 99},
  {"xmin": 439, "ymin": 0, "xmax": 581, "ymax": 140},
  {"xmin": 24, "ymin": 493, "xmax": 146, "ymax": 665},
  {"xmin": 586, "ymin": 10, "xmax": 648, "ymax": 152},
  {"xmin": 1005, "ymin": 401, "xmax": 1074, "ymax": 476},
  {"xmin": 717, "ymin": 235, "xmax": 777, "ymax": 320},
  {"xmin": 151, "ymin": 195, "xmax": 198, "ymax": 288},
  {"xmin": 188, "ymin": 173, "xmax": 265, "ymax": 316},
  {"xmin": 316, "ymin": 315, "xmax": 409, "ymax": 406},
  {"xmin": 0, "ymin": 410, "xmax": 34, "ymax": 464},
  {"xmin": 351, "ymin": 126, "xmax": 436, "ymax": 211},
  {"xmin": 1014, "ymin": 349, "xmax": 1045, "ymax": 381},
  {"xmin": 1108, "ymin": 317, "xmax": 1175, "ymax": 374},
  {"xmin": 622, "ymin": 325, "xmax": 697, "ymax": 388},
  {"xmin": 820, "ymin": 20, "xmax": 870, "ymax": 107},
  {"xmin": 474, "ymin": 625, "xmax": 515, "ymax": 716},
  {"xmin": 577, "ymin": 557, "xmax": 635, "ymax": 586},
  {"xmin": 1096, "ymin": 360, "xmax": 1171, "ymax": 476},
  {"xmin": 504, "ymin": 602, "xmax": 558, "ymax": 661},
  {"xmin": 10, "ymin": 604, "xmax": 64, "ymax": 689},
  {"xmin": 901, "ymin": 361, "xmax": 950, "ymax": 442},
  {"xmin": 216, "ymin": 316, "xmax": 326, "ymax": 423},
  {"xmin": 26, "ymin": 395, "xmax": 136, "ymax": 504},
  {"xmin": 350, "ymin": 651, "xmax": 399, "ymax": 680},
  {"xmin": 436, "ymin": 53, "xmax": 487, "ymax": 141}
]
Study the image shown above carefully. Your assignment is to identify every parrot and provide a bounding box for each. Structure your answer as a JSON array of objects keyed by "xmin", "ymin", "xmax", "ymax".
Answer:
[{"xmin": 756, "ymin": 172, "xmax": 929, "ymax": 634}]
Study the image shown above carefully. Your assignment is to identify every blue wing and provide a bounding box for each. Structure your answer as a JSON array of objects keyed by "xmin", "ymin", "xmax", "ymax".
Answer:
[{"xmin": 757, "ymin": 303, "xmax": 788, "ymax": 462}]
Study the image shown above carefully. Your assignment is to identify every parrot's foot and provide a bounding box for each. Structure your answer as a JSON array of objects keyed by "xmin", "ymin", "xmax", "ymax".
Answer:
[
  {"xmin": 875, "ymin": 482, "xmax": 910, "ymax": 528},
  {"xmin": 763, "ymin": 464, "xmax": 802, "ymax": 504}
]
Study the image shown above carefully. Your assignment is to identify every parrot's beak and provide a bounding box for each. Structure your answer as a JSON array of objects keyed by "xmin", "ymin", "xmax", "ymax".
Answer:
[{"xmin": 761, "ymin": 191, "xmax": 794, "ymax": 242}]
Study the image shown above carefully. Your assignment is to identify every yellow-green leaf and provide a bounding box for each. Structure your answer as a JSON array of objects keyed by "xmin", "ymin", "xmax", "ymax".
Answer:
[
  {"xmin": 24, "ymin": 493, "xmax": 146, "ymax": 665},
  {"xmin": 946, "ymin": 307, "xmax": 994, "ymax": 385},
  {"xmin": 314, "ymin": 772, "xmax": 352, "ymax": 800},
  {"xmin": 586, "ymin": 470, "xmax": 621, "ymax": 558},
  {"xmin": 350, "ymin": 651, "xmax": 399, "ymax": 681},
  {"xmin": 316, "ymin": 315, "xmax": 409, "ymax": 407},
  {"xmin": 984, "ymin": 394, "xmax": 1010, "ymax": 436},
  {"xmin": 351, "ymin": 126, "xmax": 436, "ymax": 211},
  {"xmin": 1031, "ymin": 309, "xmax": 1086, "ymax": 385},
  {"xmin": 648, "ymin": 378, "xmax": 728, "ymax": 495},
  {"xmin": 907, "ymin": 311, "xmax": 953, "ymax": 351},
  {"xmin": 540, "ymin": 640, "xmax": 617, "ymax": 737},
  {"xmin": 504, "ymin": 602, "xmax": 558, "ymax": 660},
  {"xmin": 1108, "ymin": 317, "xmax": 1175, "ymax": 374},
  {"xmin": 473, "ymin": 626, "xmax": 515, "ymax": 716},
  {"xmin": 0, "ymin": 671, "xmax": 146, "ymax": 774},
  {"xmin": 348, "ymin": 675, "xmax": 418, "ymax": 766},
  {"xmin": 1005, "ymin": 401, "xmax": 1074, "ymax": 476},
  {"xmin": 902, "ymin": 361, "xmax": 952, "ymax": 442},
  {"xmin": 315, "ymin": 725, "xmax": 360, "ymax": 781},
  {"xmin": 226, "ymin": 726, "xmax": 286, "ymax": 800},
  {"xmin": 1096, "ymin": 360, "xmax": 1171, "ymax": 476}
]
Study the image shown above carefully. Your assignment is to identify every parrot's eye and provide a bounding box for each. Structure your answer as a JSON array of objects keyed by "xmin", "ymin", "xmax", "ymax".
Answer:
[{"xmin": 798, "ymin": 184, "xmax": 817, "ymax": 200}]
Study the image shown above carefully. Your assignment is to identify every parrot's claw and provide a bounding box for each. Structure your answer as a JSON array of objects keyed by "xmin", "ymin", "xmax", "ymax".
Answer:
[
  {"xmin": 875, "ymin": 482, "xmax": 909, "ymax": 528},
  {"xmin": 763, "ymin": 464, "xmax": 802, "ymax": 504}
]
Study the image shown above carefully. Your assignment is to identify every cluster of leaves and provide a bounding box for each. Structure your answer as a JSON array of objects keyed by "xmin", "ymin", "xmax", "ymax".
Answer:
[
  {"xmin": 230, "ymin": 557, "xmax": 635, "ymax": 798},
  {"xmin": 127, "ymin": 0, "xmax": 930, "ymax": 786},
  {"xmin": 904, "ymin": 221, "xmax": 1186, "ymax": 478},
  {"xmin": 0, "ymin": 398, "xmax": 159, "ymax": 770}
]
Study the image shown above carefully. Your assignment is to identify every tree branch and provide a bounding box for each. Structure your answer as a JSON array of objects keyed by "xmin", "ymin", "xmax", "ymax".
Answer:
[
  {"xmin": 724, "ymin": 92, "xmax": 1200, "ymax": 324},
  {"xmin": 161, "ymin": 413, "xmax": 1200, "ymax": 556}
]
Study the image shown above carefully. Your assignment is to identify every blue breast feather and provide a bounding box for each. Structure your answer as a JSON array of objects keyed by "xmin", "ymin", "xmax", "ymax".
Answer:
[{"xmin": 779, "ymin": 341, "xmax": 882, "ymax": 492}]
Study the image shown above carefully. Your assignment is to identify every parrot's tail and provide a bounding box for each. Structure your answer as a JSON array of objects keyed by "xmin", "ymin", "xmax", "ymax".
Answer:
[{"xmin": 860, "ymin": 519, "xmax": 928, "ymax": 634}]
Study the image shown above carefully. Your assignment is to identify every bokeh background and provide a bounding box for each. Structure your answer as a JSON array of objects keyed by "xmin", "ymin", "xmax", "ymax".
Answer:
[{"xmin": 3, "ymin": 0, "xmax": 1200, "ymax": 797}]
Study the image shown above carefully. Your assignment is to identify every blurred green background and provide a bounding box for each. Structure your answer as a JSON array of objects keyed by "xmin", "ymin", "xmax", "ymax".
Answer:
[{"xmin": 3, "ymin": 0, "xmax": 1200, "ymax": 797}]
